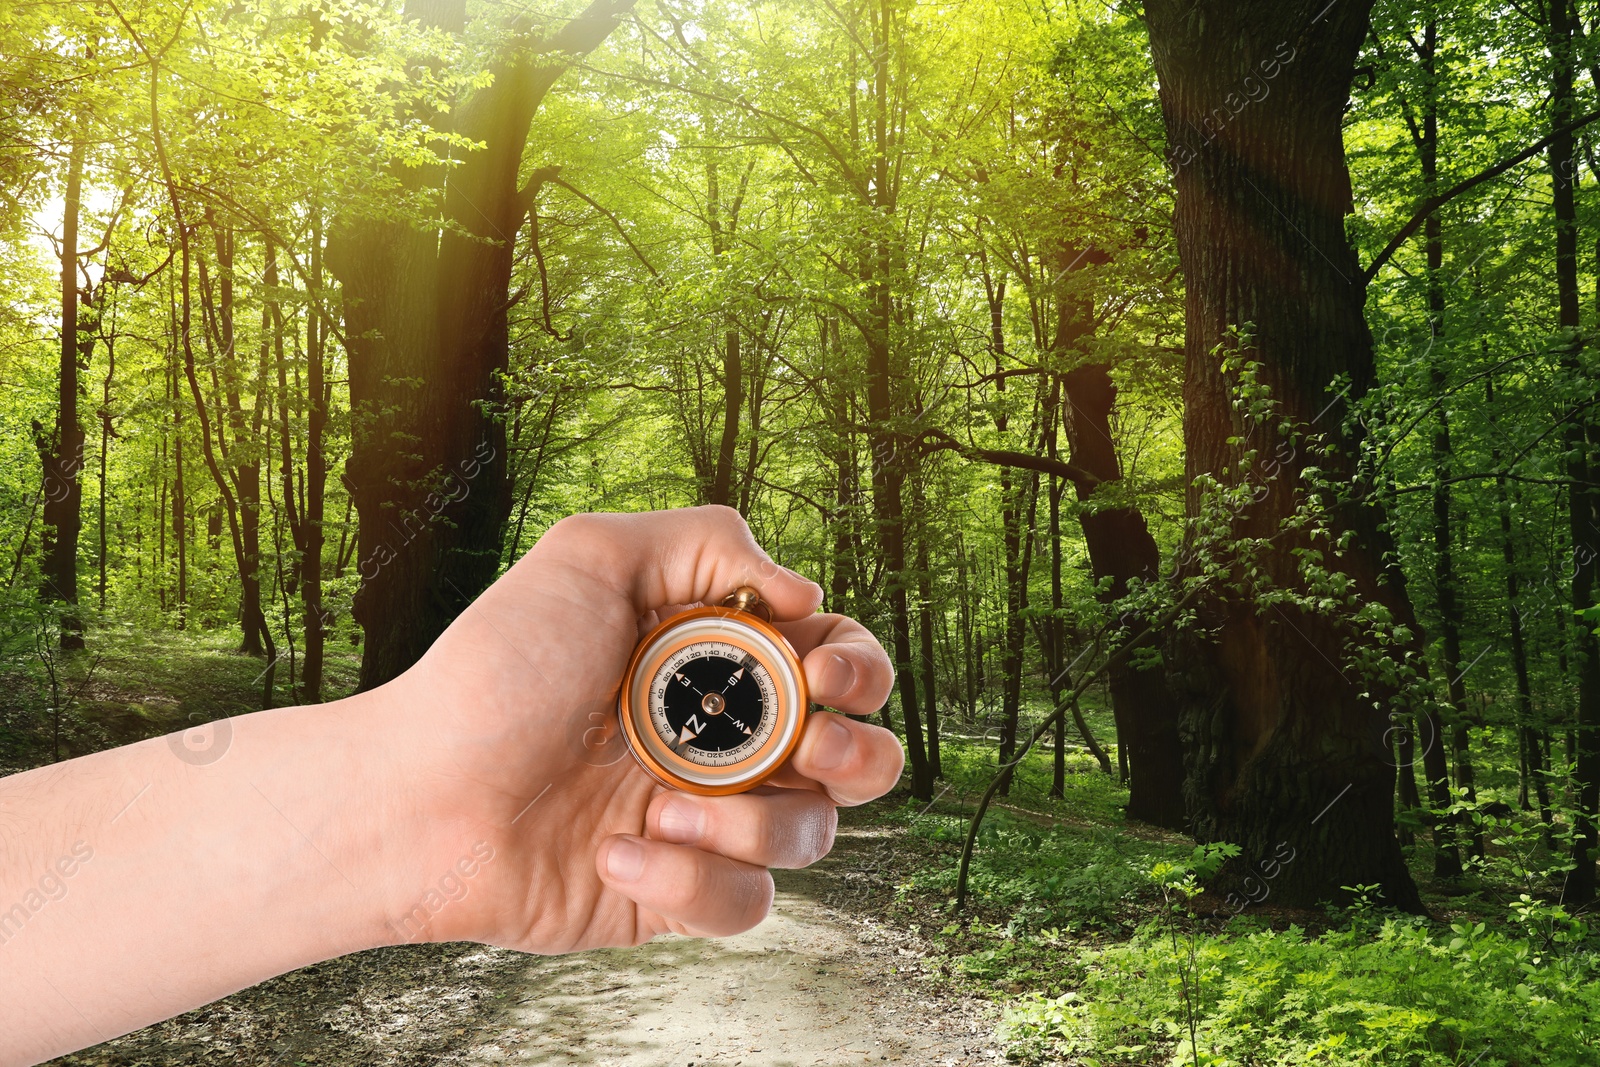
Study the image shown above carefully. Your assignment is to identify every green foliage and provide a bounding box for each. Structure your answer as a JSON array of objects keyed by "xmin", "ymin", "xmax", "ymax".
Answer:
[
  {"xmin": 999, "ymin": 918, "xmax": 1600, "ymax": 1067},
  {"xmin": 915, "ymin": 815, "xmax": 1173, "ymax": 932},
  {"xmin": 934, "ymin": 735, "xmax": 1129, "ymax": 824}
]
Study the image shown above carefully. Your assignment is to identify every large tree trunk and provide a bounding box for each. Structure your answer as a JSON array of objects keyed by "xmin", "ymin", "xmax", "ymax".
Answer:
[
  {"xmin": 1146, "ymin": 0, "xmax": 1423, "ymax": 911},
  {"xmin": 327, "ymin": 0, "xmax": 635, "ymax": 689}
]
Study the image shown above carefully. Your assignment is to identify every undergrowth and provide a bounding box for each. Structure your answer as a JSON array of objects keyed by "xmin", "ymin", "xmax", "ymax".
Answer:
[
  {"xmin": 998, "ymin": 917, "xmax": 1600, "ymax": 1066},
  {"xmin": 887, "ymin": 739, "xmax": 1600, "ymax": 1067}
]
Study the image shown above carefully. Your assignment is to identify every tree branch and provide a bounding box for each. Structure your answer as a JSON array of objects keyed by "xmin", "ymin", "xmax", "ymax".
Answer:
[
  {"xmin": 914, "ymin": 427, "xmax": 1100, "ymax": 491},
  {"xmin": 1363, "ymin": 106, "xmax": 1600, "ymax": 283},
  {"xmin": 550, "ymin": 177, "xmax": 660, "ymax": 279}
]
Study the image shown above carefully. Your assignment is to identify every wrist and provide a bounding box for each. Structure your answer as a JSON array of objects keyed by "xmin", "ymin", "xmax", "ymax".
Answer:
[
  {"xmin": 329, "ymin": 669, "xmax": 519, "ymax": 948},
  {"xmin": 286, "ymin": 681, "xmax": 437, "ymax": 949},
  {"xmin": 215, "ymin": 691, "xmax": 412, "ymax": 957}
]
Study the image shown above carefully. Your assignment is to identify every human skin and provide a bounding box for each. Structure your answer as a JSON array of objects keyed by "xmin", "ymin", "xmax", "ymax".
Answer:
[{"xmin": 0, "ymin": 506, "xmax": 903, "ymax": 1065}]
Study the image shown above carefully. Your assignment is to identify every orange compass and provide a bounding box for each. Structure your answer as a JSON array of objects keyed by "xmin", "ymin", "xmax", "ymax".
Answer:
[{"xmin": 618, "ymin": 587, "xmax": 809, "ymax": 795}]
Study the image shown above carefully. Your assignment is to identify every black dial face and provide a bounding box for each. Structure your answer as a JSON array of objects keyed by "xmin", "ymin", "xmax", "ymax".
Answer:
[{"xmin": 648, "ymin": 641, "xmax": 777, "ymax": 767}]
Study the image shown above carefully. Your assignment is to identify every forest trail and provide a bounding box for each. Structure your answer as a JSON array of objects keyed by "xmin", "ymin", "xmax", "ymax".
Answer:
[
  {"xmin": 450, "ymin": 838, "xmax": 1000, "ymax": 1067},
  {"xmin": 52, "ymin": 823, "xmax": 1001, "ymax": 1067}
]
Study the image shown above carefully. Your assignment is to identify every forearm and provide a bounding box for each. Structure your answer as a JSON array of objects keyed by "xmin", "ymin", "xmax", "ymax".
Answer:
[{"xmin": 0, "ymin": 690, "xmax": 404, "ymax": 1065}]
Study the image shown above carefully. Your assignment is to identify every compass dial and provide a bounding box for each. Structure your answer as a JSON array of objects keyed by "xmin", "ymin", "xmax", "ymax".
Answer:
[
  {"xmin": 619, "ymin": 606, "xmax": 808, "ymax": 795},
  {"xmin": 650, "ymin": 643, "xmax": 777, "ymax": 766}
]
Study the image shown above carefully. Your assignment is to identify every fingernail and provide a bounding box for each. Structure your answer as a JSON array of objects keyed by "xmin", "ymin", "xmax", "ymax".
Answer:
[
  {"xmin": 811, "ymin": 716, "xmax": 853, "ymax": 772},
  {"xmin": 606, "ymin": 837, "xmax": 645, "ymax": 882},
  {"xmin": 815, "ymin": 653, "xmax": 856, "ymax": 703},
  {"xmin": 657, "ymin": 797, "xmax": 706, "ymax": 844}
]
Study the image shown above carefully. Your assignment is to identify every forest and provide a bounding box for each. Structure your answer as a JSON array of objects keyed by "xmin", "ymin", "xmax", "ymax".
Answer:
[{"xmin": 7, "ymin": 0, "xmax": 1600, "ymax": 1063}]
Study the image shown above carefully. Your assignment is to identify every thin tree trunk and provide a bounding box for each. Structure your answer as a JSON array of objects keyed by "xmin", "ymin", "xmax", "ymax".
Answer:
[
  {"xmin": 1060, "ymin": 360, "xmax": 1183, "ymax": 825},
  {"xmin": 1407, "ymin": 19, "xmax": 1476, "ymax": 869},
  {"xmin": 1038, "ymin": 374, "xmax": 1112, "ymax": 785},
  {"xmin": 986, "ymin": 276, "xmax": 1027, "ymax": 797},
  {"xmin": 914, "ymin": 474, "xmax": 941, "ymax": 778},
  {"xmin": 300, "ymin": 214, "xmax": 329, "ymax": 702},
  {"xmin": 1546, "ymin": 0, "xmax": 1600, "ymax": 903},
  {"xmin": 40, "ymin": 133, "xmax": 87, "ymax": 649},
  {"xmin": 97, "ymin": 323, "xmax": 114, "ymax": 612},
  {"xmin": 1031, "ymin": 240, "xmax": 1183, "ymax": 823},
  {"xmin": 706, "ymin": 158, "xmax": 743, "ymax": 511},
  {"xmin": 169, "ymin": 322, "xmax": 187, "ymax": 627},
  {"xmin": 853, "ymin": 0, "xmax": 929, "ymax": 796}
]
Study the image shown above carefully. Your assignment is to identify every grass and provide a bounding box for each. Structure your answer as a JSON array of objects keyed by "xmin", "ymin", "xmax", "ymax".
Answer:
[
  {"xmin": 860, "ymin": 736, "xmax": 1600, "ymax": 1067},
  {"xmin": 0, "ymin": 619, "xmax": 361, "ymax": 773}
]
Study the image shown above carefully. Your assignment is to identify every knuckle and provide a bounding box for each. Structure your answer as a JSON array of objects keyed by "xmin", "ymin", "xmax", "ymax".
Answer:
[
  {"xmin": 659, "ymin": 856, "xmax": 712, "ymax": 916},
  {"xmin": 697, "ymin": 503, "xmax": 745, "ymax": 529},
  {"xmin": 544, "ymin": 512, "xmax": 605, "ymax": 547}
]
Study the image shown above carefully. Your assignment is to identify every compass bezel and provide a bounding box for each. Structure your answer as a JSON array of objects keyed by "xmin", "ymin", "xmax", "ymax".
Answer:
[{"xmin": 618, "ymin": 604, "xmax": 809, "ymax": 796}]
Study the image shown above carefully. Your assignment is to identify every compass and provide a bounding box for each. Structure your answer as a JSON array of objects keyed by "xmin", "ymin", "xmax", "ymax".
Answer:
[{"xmin": 618, "ymin": 586, "xmax": 808, "ymax": 795}]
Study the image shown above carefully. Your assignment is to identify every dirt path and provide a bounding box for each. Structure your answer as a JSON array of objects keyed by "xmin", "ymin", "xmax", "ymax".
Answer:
[
  {"xmin": 53, "ymin": 828, "xmax": 1000, "ymax": 1067},
  {"xmin": 448, "ymin": 867, "xmax": 999, "ymax": 1067}
]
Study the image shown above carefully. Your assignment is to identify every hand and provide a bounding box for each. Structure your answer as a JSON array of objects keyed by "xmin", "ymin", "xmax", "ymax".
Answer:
[{"xmin": 374, "ymin": 505, "xmax": 903, "ymax": 950}]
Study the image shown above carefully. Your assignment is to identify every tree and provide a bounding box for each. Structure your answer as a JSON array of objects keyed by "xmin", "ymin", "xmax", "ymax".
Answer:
[
  {"xmin": 328, "ymin": 0, "xmax": 636, "ymax": 689},
  {"xmin": 38, "ymin": 131, "xmax": 88, "ymax": 650},
  {"xmin": 1145, "ymin": 0, "xmax": 1424, "ymax": 910}
]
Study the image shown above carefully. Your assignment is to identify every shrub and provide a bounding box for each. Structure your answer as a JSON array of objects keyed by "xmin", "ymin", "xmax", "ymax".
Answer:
[{"xmin": 999, "ymin": 917, "xmax": 1600, "ymax": 1067}]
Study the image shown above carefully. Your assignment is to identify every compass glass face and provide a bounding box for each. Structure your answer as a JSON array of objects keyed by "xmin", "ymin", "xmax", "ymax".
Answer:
[
  {"xmin": 621, "ymin": 608, "xmax": 807, "ymax": 793},
  {"xmin": 648, "ymin": 642, "xmax": 777, "ymax": 766}
]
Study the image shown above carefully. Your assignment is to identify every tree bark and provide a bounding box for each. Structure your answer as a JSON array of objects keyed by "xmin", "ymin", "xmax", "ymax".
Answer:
[
  {"xmin": 327, "ymin": 0, "xmax": 636, "ymax": 690},
  {"xmin": 1146, "ymin": 0, "xmax": 1423, "ymax": 910},
  {"xmin": 1545, "ymin": 0, "xmax": 1600, "ymax": 903},
  {"xmin": 1401, "ymin": 19, "xmax": 1469, "ymax": 874},
  {"xmin": 200, "ymin": 220, "xmax": 267, "ymax": 656},
  {"xmin": 301, "ymin": 212, "xmax": 329, "ymax": 702},
  {"xmin": 706, "ymin": 158, "xmax": 743, "ymax": 510},
  {"xmin": 1060, "ymin": 360, "xmax": 1185, "ymax": 828},
  {"xmin": 96, "ymin": 308, "xmax": 115, "ymax": 612},
  {"xmin": 1491, "ymin": 374, "xmax": 1553, "ymax": 841},
  {"xmin": 987, "ymin": 277, "xmax": 1027, "ymax": 797},
  {"xmin": 853, "ymin": 0, "xmax": 930, "ymax": 797},
  {"xmin": 1040, "ymin": 375, "xmax": 1114, "ymax": 787},
  {"xmin": 41, "ymin": 133, "xmax": 87, "ymax": 650},
  {"xmin": 913, "ymin": 474, "xmax": 942, "ymax": 778}
]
